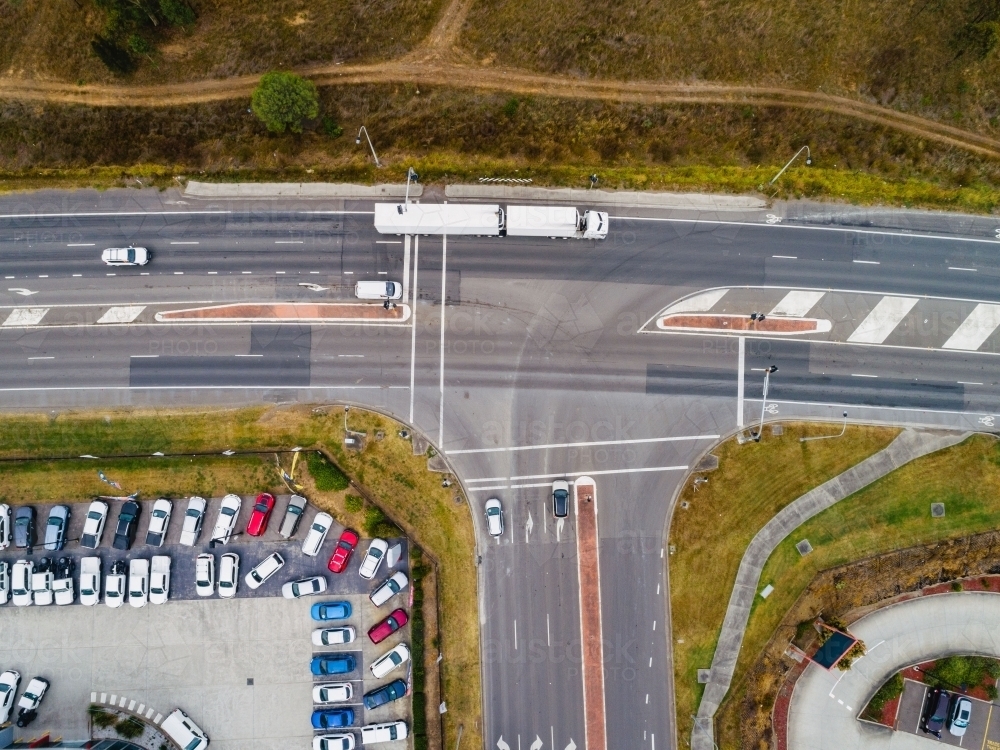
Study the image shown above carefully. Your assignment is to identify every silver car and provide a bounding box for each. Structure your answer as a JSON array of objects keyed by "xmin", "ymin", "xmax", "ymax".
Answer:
[
  {"xmin": 0, "ymin": 504, "xmax": 10, "ymax": 550},
  {"xmin": 179, "ymin": 497, "xmax": 207, "ymax": 547},
  {"xmin": 145, "ymin": 499, "xmax": 172, "ymax": 547},
  {"xmin": 80, "ymin": 500, "xmax": 108, "ymax": 550},
  {"xmin": 278, "ymin": 495, "xmax": 308, "ymax": 539},
  {"xmin": 44, "ymin": 505, "xmax": 70, "ymax": 551},
  {"xmin": 211, "ymin": 494, "xmax": 242, "ymax": 545}
]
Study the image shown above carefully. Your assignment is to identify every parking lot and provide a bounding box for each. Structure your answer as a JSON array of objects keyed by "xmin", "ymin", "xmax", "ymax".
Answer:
[
  {"xmin": 896, "ymin": 678, "xmax": 1000, "ymax": 747},
  {"xmin": 0, "ymin": 495, "xmax": 414, "ymax": 747}
]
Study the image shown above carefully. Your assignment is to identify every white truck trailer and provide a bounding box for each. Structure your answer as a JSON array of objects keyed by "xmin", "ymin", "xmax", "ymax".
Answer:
[
  {"xmin": 373, "ymin": 203, "xmax": 609, "ymax": 239},
  {"xmin": 506, "ymin": 205, "xmax": 608, "ymax": 239}
]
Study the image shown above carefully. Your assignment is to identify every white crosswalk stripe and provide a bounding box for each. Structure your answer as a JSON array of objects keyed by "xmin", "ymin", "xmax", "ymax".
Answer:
[
  {"xmin": 769, "ymin": 290, "xmax": 825, "ymax": 317},
  {"xmin": 2, "ymin": 308, "xmax": 48, "ymax": 326},
  {"xmin": 665, "ymin": 288, "xmax": 729, "ymax": 314},
  {"xmin": 943, "ymin": 303, "xmax": 1000, "ymax": 351},
  {"xmin": 847, "ymin": 296, "xmax": 919, "ymax": 344},
  {"xmin": 97, "ymin": 305, "xmax": 146, "ymax": 324}
]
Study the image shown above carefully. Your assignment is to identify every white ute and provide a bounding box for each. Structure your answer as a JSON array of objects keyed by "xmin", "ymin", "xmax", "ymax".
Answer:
[
  {"xmin": 150, "ymin": 555, "xmax": 171, "ymax": 604},
  {"xmin": 11, "ymin": 560, "xmax": 32, "ymax": 607},
  {"xmin": 128, "ymin": 558, "xmax": 149, "ymax": 608},
  {"xmin": 31, "ymin": 566, "xmax": 54, "ymax": 606},
  {"xmin": 361, "ymin": 721, "xmax": 409, "ymax": 745},
  {"xmin": 79, "ymin": 557, "xmax": 102, "ymax": 606}
]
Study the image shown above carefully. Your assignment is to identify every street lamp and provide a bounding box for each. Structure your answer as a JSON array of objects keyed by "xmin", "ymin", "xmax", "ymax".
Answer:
[
  {"xmin": 356, "ymin": 126, "xmax": 382, "ymax": 168},
  {"xmin": 800, "ymin": 412, "xmax": 848, "ymax": 443},
  {"xmin": 769, "ymin": 146, "xmax": 812, "ymax": 185},
  {"xmin": 404, "ymin": 167, "xmax": 419, "ymax": 209},
  {"xmin": 753, "ymin": 365, "xmax": 778, "ymax": 442}
]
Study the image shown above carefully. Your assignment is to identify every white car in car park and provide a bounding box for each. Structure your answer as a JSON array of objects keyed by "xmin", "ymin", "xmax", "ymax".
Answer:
[
  {"xmin": 11, "ymin": 561, "xmax": 32, "ymax": 607},
  {"xmin": 211, "ymin": 494, "xmax": 242, "ymax": 545},
  {"xmin": 218, "ymin": 552, "xmax": 239, "ymax": 599},
  {"xmin": 485, "ymin": 498, "xmax": 504, "ymax": 537},
  {"xmin": 370, "ymin": 571, "xmax": 408, "ymax": 607},
  {"xmin": 360, "ymin": 721, "xmax": 408, "ymax": 745},
  {"xmin": 0, "ymin": 503, "xmax": 10, "ymax": 550},
  {"xmin": 31, "ymin": 566, "xmax": 53, "ymax": 606},
  {"xmin": 150, "ymin": 555, "xmax": 171, "ymax": 605},
  {"xmin": 312, "ymin": 627, "xmax": 356, "ymax": 646},
  {"xmin": 80, "ymin": 500, "xmax": 109, "ymax": 549},
  {"xmin": 313, "ymin": 735, "xmax": 355, "ymax": 750},
  {"xmin": 312, "ymin": 683, "xmax": 353, "ymax": 704},
  {"xmin": 370, "ymin": 643, "xmax": 410, "ymax": 679},
  {"xmin": 160, "ymin": 708, "xmax": 209, "ymax": 750},
  {"xmin": 0, "ymin": 560, "xmax": 9, "ymax": 604},
  {"xmin": 245, "ymin": 552, "xmax": 284, "ymax": 589},
  {"xmin": 195, "ymin": 553, "xmax": 215, "ymax": 597},
  {"xmin": 79, "ymin": 557, "xmax": 101, "ymax": 606},
  {"xmin": 282, "ymin": 575, "xmax": 327, "ymax": 599},
  {"xmin": 17, "ymin": 676, "xmax": 49, "ymax": 712},
  {"xmin": 359, "ymin": 538, "xmax": 388, "ymax": 580},
  {"xmin": 179, "ymin": 497, "xmax": 207, "ymax": 547},
  {"xmin": 145, "ymin": 499, "xmax": 172, "ymax": 547},
  {"xmin": 0, "ymin": 670, "xmax": 19, "ymax": 724},
  {"xmin": 128, "ymin": 559, "xmax": 149, "ymax": 608},
  {"xmin": 301, "ymin": 512, "xmax": 333, "ymax": 557},
  {"xmin": 105, "ymin": 561, "xmax": 126, "ymax": 608}
]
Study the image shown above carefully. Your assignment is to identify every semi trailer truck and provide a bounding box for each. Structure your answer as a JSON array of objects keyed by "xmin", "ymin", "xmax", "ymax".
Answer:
[{"xmin": 374, "ymin": 203, "xmax": 608, "ymax": 239}]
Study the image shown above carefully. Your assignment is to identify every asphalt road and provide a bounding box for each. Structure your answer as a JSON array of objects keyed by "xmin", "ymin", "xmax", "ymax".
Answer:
[{"xmin": 3, "ymin": 188, "xmax": 1000, "ymax": 750}]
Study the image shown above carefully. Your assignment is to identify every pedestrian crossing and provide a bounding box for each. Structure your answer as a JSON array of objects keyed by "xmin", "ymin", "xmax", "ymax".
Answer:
[{"xmin": 0, "ymin": 305, "xmax": 147, "ymax": 327}]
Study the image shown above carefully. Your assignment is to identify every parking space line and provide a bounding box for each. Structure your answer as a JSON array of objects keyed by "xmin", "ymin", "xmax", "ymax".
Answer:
[{"xmin": 448, "ymin": 434, "xmax": 719, "ymax": 455}]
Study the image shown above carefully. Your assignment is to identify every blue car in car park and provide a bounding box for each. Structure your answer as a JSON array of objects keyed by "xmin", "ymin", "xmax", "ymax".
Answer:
[
  {"xmin": 311, "ymin": 708, "xmax": 355, "ymax": 730},
  {"xmin": 311, "ymin": 600, "xmax": 352, "ymax": 621},
  {"xmin": 311, "ymin": 654, "xmax": 356, "ymax": 676}
]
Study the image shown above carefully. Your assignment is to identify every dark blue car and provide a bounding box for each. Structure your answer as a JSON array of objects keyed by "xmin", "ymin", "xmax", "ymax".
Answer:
[
  {"xmin": 310, "ymin": 654, "xmax": 356, "ymax": 676},
  {"xmin": 363, "ymin": 678, "xmax": 408, "ymax": 710},
  {"xmin": 311, "ymin": 708, "xmax": 355, "ymax": 730},
  {"xmin": 311, "ymin": 600, "xmax": 352, "ymax": 621}
]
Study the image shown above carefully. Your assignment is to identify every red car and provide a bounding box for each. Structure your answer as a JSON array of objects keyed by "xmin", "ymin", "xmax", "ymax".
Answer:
[
  {"xmin": 368, "ymin": 608, "xmax": 409, "ymax": 644},
  {"xmin": 327, "ymin": 529, "xmax": 360, "ymax": 574},
  {"xmin": 246, "ymin": 493, "xmax": 275, "ymax": 537}
]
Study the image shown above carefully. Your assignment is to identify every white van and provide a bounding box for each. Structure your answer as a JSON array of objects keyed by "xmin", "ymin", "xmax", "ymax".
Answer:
[
  {"xmin": 161, "ymin": 708, "xmax": 209, "ymax": 750},
  {"xmin": 361, "ymin": 721, "xmax": 408, "ymax": 744},
  {"xmin": 355, "ymin": 281, "xmax": 402, "ymax": 300}
]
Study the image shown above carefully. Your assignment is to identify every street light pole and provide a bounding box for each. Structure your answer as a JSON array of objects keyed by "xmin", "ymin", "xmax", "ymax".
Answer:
[
  {"xmin": 356, "ymin": 126, "xmax": 381, "ymax": 168},
  {"xmin": 800, "ymin": 412, "xmax": 849, "ymax": 443},
  {"xmin": 404, "ymin": 167, "xmax": 419, "ymax": 210},
  {"xmin": 753, "ymin": 366, "xmax": 778, "ymax": 442},
  {"xmin": 769, "ymin": 146, "xmax": 812, "ymax": 185}
]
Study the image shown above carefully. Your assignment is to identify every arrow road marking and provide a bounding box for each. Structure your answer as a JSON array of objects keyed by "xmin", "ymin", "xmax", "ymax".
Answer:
[
  {"xmin": 497, "ymin": 738, "xmax": 511, "ymax": 750},
  {"xmin": 525, "ymin": 511, "xmax": 533, "ymax": 544},
  {"xmin": 7, "ymin": 288, "xmax": 37, "ymax": 296},
  {"xmin": 564, "ymin": 741, "xmax": 577, "ymax": 750},
  {"xmin": 530, "ymin": 736, "xmax": 543, "ymax": 750},
  {"xmin": 298, "ymin": 282, "xmax": 329, "ymax": 291}
]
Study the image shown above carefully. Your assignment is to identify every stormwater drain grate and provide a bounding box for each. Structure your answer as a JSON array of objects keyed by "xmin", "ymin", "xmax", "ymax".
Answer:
[
  {"xmin": 931, "ymin": 503, "xmax": 946, "ymax": 518},
  {"xmin": 796, "ymin": 539, "xmax": 813, "ymax": 556}
]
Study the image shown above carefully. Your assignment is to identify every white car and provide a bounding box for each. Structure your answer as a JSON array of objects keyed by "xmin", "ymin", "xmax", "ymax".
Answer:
[
  {"xmin": 150, "ymin": 555, "xmax": 171, "ymax": 605},
  {"xmin": 80, "ymin": 500, "xmax": 109, "ymax": 549},
  {"xmin": 211, "ymin": 494, "xmax": 242, "ymax": 545},
  {"xmin": 179, "ymin": 497, "xmax": 207, "ymax": 547},
  {"xmin": 485, "ymin": 498, "xmax": 504, "ymax": 537},
  {"xmin": 105, "ymin": 561, "xmax": 126, "ymax": 608},
  {"xmin": 195, "ymin": 553, "xmax": 214, "ymax": 597},
  {"xmin": 53, "ymin": 575, "xmax": 74, "ymax": 606},
  {"xmin": 313, "ymin": 735, "xmax": 355, "ymax": 750},
  {"xmin": 370, "ymin": 571, "xmax": 409, "ymax": 607},
  {"xmin": 312, "ymin": 627, "xmax": 356, "ymax": 646},
  {"xmin": 145, "ymin": 499, "xmax": 172, "ymax": 547},
  {"xmin": 245, "ymin": 552, "xmax": 284, "ymax": 590},
  {"xmin": 355, "ymin": 280, "xmax": 402, "ymax": 300},
  {"xmin": 17, "ymin": 677, "xmax": 49, "ymax": 711},
  {"xmin": 101, "ymin": 246, "xmax": 149, "ymax": 266},
  {"xmin": 79, "ymin": 557, "xmax": 102, "ymax": 606},
  {"xmin": 370, "ymin": 643, "xmax": 410, "ymax": 679},
  {"xmin": 31, "ymin": 567, "xmax": 53, "ymax": 606},
  {"xmin": 128, "ymin": 558, "xmax": 149, "ymax": 608},
  {"xmin": 282, "ymin": 575, "xmax": 327, "ymax": 599},
  {"xmin": 360, "ymin": 721, "xmax": 408, "ymax": 745},
  {"xmin": 11, "ymin": 560, "xmax": 32, "ymax": 607},
  {"xmin": 218, "ymin": 552, "xmax": 239, "ymax": 599},
  {"xmin": 0, "ymin": 560, "xmax": 9, "ymax": 604},
  {"xmin": 301, "ymin": 512, "xmax": 333, "ymax": 557},
  {"xmin": 0, "ymin": 670, "xmax": 20, "ymax": 724},
  {"xmin": 312, "ymin": 683, "xmax": 353, "ymax": 704},
  {"xmin": 359, "ymin": 538, "xmax": 388, "ymax": 580},
  {"xmin": 0, "ymin": 503, "xmax": 10, "ymax": 550}
]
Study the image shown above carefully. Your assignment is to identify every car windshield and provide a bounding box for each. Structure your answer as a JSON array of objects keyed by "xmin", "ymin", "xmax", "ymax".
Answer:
[
  {"xmin": 312, "ymin": 523, "xmax": 326, "ymax": 532},
  {"xmin": 219, "ymin": 579, "xmax": 232, "ymax": 588},
  {"xmin": 120, "ymin": 513, "xmax": 134, "ymax": 523},
  {"xmin": 15, "ymin": 517, "xmax": 27, "ymax": 527},
  {"xmin": 289, "ymin": 505, "xmax": 303, "ymax": 515},
  {"xmin": 153, "ymin": 509, "xmax": 167, "ymax": 518},
  {"xmin": 48, "ymin": 517, "xmax": 62, "ymax": 527},
  {"xmin": 87, "ymin": 511, "xmax": 103, "ymax": 520},
  {"xmin": 254, "ymin": 503, "xmax": 269, "ymax": 513},
  {"xmin": 23, "ymin": 691, "xmax": 37, "ymax": 701},
  {"xmin": 338, "ymin": 540, "xmax": 351, "ymax": 550},
  {"xmin": 0, "ymin": 685, "xmax": 8, "ymax": 696},
  {"xmin": 389, "ymin": 653, "xmax": 402, "ymax": 665},
  {"xmin": 186, "ymin": 508, "xmax": 201, "ymax": 518},
  {"xmin": 487, "ymin": 507, "xmax": 499, "ymax": 515},
  {"xmin": 222, "ymin": 507, "xmax": 236, "ymax": 516},
  {"xmin": 370, "ymin": 548, "xmax": 383, "ymax": 559}
]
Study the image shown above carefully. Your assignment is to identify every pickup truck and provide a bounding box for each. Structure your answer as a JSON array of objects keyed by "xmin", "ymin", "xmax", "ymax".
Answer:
[{"xmin": 150, "ymin": 555, "xmax": 171, "ymax": 605}]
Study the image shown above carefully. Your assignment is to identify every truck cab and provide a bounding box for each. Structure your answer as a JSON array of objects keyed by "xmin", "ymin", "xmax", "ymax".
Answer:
[{"xmin": 582, "ymin": 210, "xmax": 609, "ymax": 240}]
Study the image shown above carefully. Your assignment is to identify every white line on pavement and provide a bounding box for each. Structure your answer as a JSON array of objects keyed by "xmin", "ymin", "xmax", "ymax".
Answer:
[
  {"xmin": 28, "ymin": 356, "xmax": 53, "ymax": 360},
  {"xmin": 958, "ymin": 381, "xmax": 984, "ymax": 385},
  {"xmin": 234, "ymin": 354, "xmax": 262, "ymax": 357},
  {"xmin": 851, "ymin": 373, "xmax": 878, "ymax": 378},
  {"xmin": 170, "ymin": 241, "xmax": 200, "ymax": 245},
  {"xmin": 0, "ymin": 385, "xmax": 408, "ymax": 392},
  {"xmin": 0, "ymin": 210, "xmax": 230, "ymax": 218},
  {"xmin": 67, "ymin": 243, "xmax": 95, "ymax": 247},
  {"xmin": 737, "ymin": 336, "xmax": 745, "ymax": 428},
  {"xmin": 769, "ymin": 290, "xmax": 825, "ymax": 317},
  {"xmin": 464, "ymin": 485, "xmax": 510, "ymax": 492},
  {"xmin": 949, "ymin": 266, "xmax": 977, "ymax": 272},
  {"xmin": 439, "ymin": 232, "xmax": 447, "ymax": 448},
  {"xmin": 772, "ymin": 255, "xmax": 797, "ymax": 259},
  {"xmin": 375, "ymin": 240, "xmax": 402, "ymax": 244},
  {"xmin": 509, "ymin": 465, "xmax": 688, "ymax": 482},
  {"xmin": 847, "ymin": 296, "xmax": 919, "ymax": 344},
  {"xmin": 275, "ymin": 241, "xmax": 303, "ymax": 244},
  {"xmin": 448, "ymin": 434, "xmax": 719, "ymax": 455},
  {"xmin": 2, "ymin": 308, "xmax": 48, "ymax": 326},
  {"xmin": 466, "ymin": 477, "xmax": 510, "ymax": 483},
  {"xmin": 943, "ymin": 303, "xmax": 1000, "ymax": 351},
  {"xmin": 852, "ymin": 260, "xmax": 880, "ymax": 265},
  {"xmin": 409, "ymin": 236, "xmax": 419, "ymax": 424}
]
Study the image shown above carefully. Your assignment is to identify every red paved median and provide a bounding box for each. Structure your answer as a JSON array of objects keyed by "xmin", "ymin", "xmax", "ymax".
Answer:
[
  {"xmin": 575, "ymin": 476, "xmax": 607, "ymax": 750},
  {"xmin": 657, "ymin": 313, "xmax": 831, "ymax": 334},
  {"xmin": 155, "ymin": 302, "xmax": 409, "ymax": 322}
]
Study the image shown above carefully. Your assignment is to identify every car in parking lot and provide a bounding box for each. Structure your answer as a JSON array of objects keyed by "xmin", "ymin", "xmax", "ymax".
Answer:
[
  {"xmin": 923, "ymin": 688, "xmax": 950, "ymax": 737},
  {"xmin": 312, "ymin": 627, "xmax": 356, "ymax": 646},
  {"xmin": 312, "ymin": 708, "xmax": 355, "ymax": 731},
  {"xmin": 150, "ymin": 555, "xmax": 171, "ymax": 605},
  {"xmin": 0, "ymin": 560, "xmax": 8, "ymax": 605},
  {"xmin": 361, "ymin": 721, "xmax": 408, "ymax": 745},
  {"xmin": 949, "ymin": 695, "xmax": 973, "ymax": 737},
  {"xmin": 113, "ymin": 500, "xmax": 141, "ymax": 550},
  {"xmin": 370, "ymin": 643, "xmax": 410, "ymax": 679},
  {"xmin": 311, "ymin": 600, "xmax": 352, "ymax": 621},
  {"xmin": 218, "ymin": 552, "xmax": 239, "ymax": 599},
  {"xmin": 552, "ymin": 480, "xmax": 570, "ymax": 518},
  {"xmin": 312, "ymin": 682, "xmax": 353, "ymax": 704},
  {"xmin": 80, "ymin": 501, "xmax": 108, "ymax": 549},
  {"xmin": 282, "ymin": 575, "xmax": 327, "ymax": 599},
  {"xmin": 246, "ymin": 492, "xmax": 275, "ymax": 536},
  {"xmin": 128, "ymin": 558, "xmax": 149, "ymax": 608},
  {"xmin": 17, "ymin": 676, "xmax": 48, "ymax": 712},
  {"xmin": 359, "ymin": 538, "xmax": 388, "ymax": 580},
  {"xmin": 43, "ymin": 505, "xmax": 70, "ymax": 551},
  {"xmin": 211, "ymin": 494, "xmax": 242, "ymax": 545},
  {"xmin": 101, "ymin": 246, "xmax": 149, "ymax": 266},
  {"xmin": 363, "ymin": 678, "xmax": 407, "ymax": 710},
  {"xmin": 368, "ymin": 609, "xmax": 408, "ymax": 644},
  {"xmin": 327, "ymin": 528, "xmax": 359, "ymax": 574},
  {"xmin": 31, "ymin": 557, "xmax": 54, "ymax": 606},
  {"xmin": 310, "ymin": 654, "xmax": 356, "ymax": 676},
  {"xmin": 144, "ymin": 499, "xmax": 172, "ymax": 547},
  {"xmin": 13, "ymin": 506, "xmax": 35, "ymax": 549},
  {"xmin": 53, "ymin": 557, "xmax": 75, "ymax": 605},
  {"xmin": 485, "ymin": 498, "xmax": 504, "ymax": 537},
  {"xmin": 11, "ymin": 560, "xmax": 32, "ymax": 607},
  {"xmin": 79, "ymin": 557, "xmax": 101, "ymax": 606},
  {"xmin": 195, "ymin": 553, "xmax": 215, "ymax": 597},
  {"xmin": 0, "ymin": 503, "xmax": 11, "ymax": 549},
  {"xmin": 302, "ymin": 512, "xmax": 333, "ymax": 557},
  {"xmin": 0, "ymin": 670, "xmax": 20, "ymax": 724},
  {"xmin": 160, "ymin": 708, "xmax": 209, "ymax": 750},
  {"xmin": 179, "ymin": 497, "xmax": 207, "ymax": 547},
  {"xmin": 245, "ymin": 551, "xmax": 284, "ymax": 590},
  {"xmin": 370, "ymin": 571, "xmax": 408, "ymax": 607},
  {"xmin": 313, "ymin": 733, "xmax": 355, "ymax": 750},
  {"xmin": 278, "ymin": 494, "xmax": 308, "ymax": 539},
  {"xmin": 105, "ymin": 560, "xmax": 127, "ymax": 608}
]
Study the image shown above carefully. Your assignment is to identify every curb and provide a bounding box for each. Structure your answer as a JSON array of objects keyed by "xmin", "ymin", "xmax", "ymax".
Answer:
[
  {"xmin": 183, "ymin": 181, "xmax": 424, "ymax": 199},
  {"xmin": 444, "ymin": 184, "xmax": 767, "ymax": 210}
]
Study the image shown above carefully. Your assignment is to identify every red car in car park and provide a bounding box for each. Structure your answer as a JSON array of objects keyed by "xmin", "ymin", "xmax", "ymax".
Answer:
[
  {"xmin": 246, "ymin": 493, "xmax": 276, "ymax": 537},
  {"xmin": 368, "ymin": 608, "xmax": 409, "ymax": 644},
  {"xmin": 328, "ymin": 529, "xmax": 360, "ymax": 574}
]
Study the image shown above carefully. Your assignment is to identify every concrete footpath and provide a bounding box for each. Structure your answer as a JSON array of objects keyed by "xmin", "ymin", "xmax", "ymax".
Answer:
[
  {"xmin": 692, "ymin": 428, "xmax": 971, "ymax": 750},
  {"xmin": 445, "ymin": 184, "xmax": 767, "ymax": 210},
  {"xmin": 184, "ymin": 181, "xmax": 423, "ymax": 199}
]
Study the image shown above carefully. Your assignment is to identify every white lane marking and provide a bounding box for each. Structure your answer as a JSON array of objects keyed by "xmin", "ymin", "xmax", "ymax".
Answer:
[
  {"xmin": 466, "ymin": 485, "xmax": 509, "ymax": 492},
  {"xmin": 663, "ymin": 288, "xmax": 728, "ymax": 315},
  {"xmin": 130, "ymin": 355, "xmax": 159, "ymax": 358},
  {"xmin": 467, "ymin": 477, "xmax": 509, "ymax": 483},
  {"xmin": 170, "ymin": 241, "xmax": 200, "ymax": 245},
  {"xmin": 337, "ymin": 354, "xmax": 364, "ymax": 358},
  {"xmin": 448, "ymin": 433, "xmax": 719, "ymax": 455},
  {"xmin": 38, "ymin": 275, "xmax": 48, "ymax": 278},
  {"xmin": 772, "ymin": 255, "xmax": 797, "ymax": 259},
  {"xmin": 439, "ymin": 233, "xmax": 448, "ymax": 448},
  {"xmin": 0, "ymin": 210, "xmax": 230, "ymax": 218},
  {"xmin": 72, "ymin": 274, "xmax": 82, "ymax": 277},
  {"xmin": 646, "ymin": 694, "xmax": 650, "ymax": 704},
  {"xmin": 3, "ymin": 308, "xmax": 48, "ymax": 326},
  {"xmin": 299, "ymin": 283, "xmax": 329, "ymax": 292},
  {"xmin": 509, "ymin": 465, "xmax": 687, "ymax": 482},
  {"xmin": 958, "ymin": 381, "xmax": 984, "ymax": 385},
  {"xmin": 653, "ymin": 620, "xmax": 656, "ymax": 630},
  {"xmin": 7, "ymin": 288, "xmax": 37, "ymax": 297},
  {"xmin": 28, "ymin": 356, "xmax": 54, "ymax": 360},
  {"xmin": 4, "ymin": 276, "xmax": 12, "ymax": 279},
  {"xmin": 497, "ymin": 738, "xmax": 510, "ymax": 750},
  {"xmin": 737, "ymin": 336, "xmax": 745, "ymax": 428},
  {"xmin": 0, "ymin": 384, "xmax": 408, "ymax": 392},
  {"xmin": 556, "ymin": 517, "xmax": 564, "ymax": 542},
  {"xmin": 310, "ymin": 271, "xmax": 320, "ymax": 274},
  {"xmin": 547, "ymin": 614, "xmax": 551, "ymax": 646},
  {"xmin": 769, "ymin": 290, "xmax": 825, "ymax": 317},
  {"xmin": 949, "ymin": 266, "xmax": 977, "ymax": 272},
  {"xmin": 852, "ymin": 259, "xmax": 880, "ymax": 265},
  {"xmin": 525, "ymin": 511, "xmax": 533, "ymax": 543},
  {"xmin": 275, "ymin": 241, "xmax": 304, "ymax": 244},
  {"xmin": 343, "ymin": 271, "xmax": 354, "ymax": 275},
  {"xmin": 67, "ymin": 243, "xmax": 95, "ymax": 247},
  {"xmin": 173, "ymin": 271, "xmax": 183, "ymax": 275},
  {"xmin": 943, "ymin": 303, "xmax": 1000, "ymax": 351},
  {"xmin": 851, "ymin": 373, "xmax": 878, "ymax": 378},
  {"xmin": 378, "ymin": 271, "xmax": 388, "ymax": 274},
  {"xmin": 106, "ymin": 273, "xmax": 116, "ymax": 276},
  {"xmin": 97, "ymin": 305, "xmax": 145, "ymax": 324},
  {"xmin": 275, "ymin": 271, "xmax": 285, "ymax": 274},
  {"xmin": 530, "ymin": 736, "xmax": 542, "ymax": 750},
  {"xmin": 657, "ymin": 583, "xmax": 660, "ymax": 595},
  {"xmin": 241, "ymin": 271, "xmax": 252, "ymax": 275},
  {"xmin": 649, "ymin": 657, "xmax": 653, "ymax": 667},
  {"xmin": 409, "ymin": 235, "xmax": 419, "ymax": 424},
  {"xmin": 847, "ymin": 296, "xmax": 919, "ymax": 344},
  {"xmin": 513, "ymin": 619, "xmax": 517, "ymax": 650},
  {"xmin": 376, "ymin": 240, "xmax": 402, "ymax": 244},
  {"xmin": 235, "ymin": 354, "xmax": 263, "ymax": 357},
  {"xmin": 208, "ymin": 271, "xmax": 218, "ymax": 275}
]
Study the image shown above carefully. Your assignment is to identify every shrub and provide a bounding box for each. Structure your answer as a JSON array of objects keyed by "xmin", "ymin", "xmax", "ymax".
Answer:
[
  {"xmin": 127, "ymin": 34, "xmax": 152, "ymax": 56},
  {"xmin": 362, "ymin": 505, "xmax": 399, "ymax": 537},
  {"xmin": 251, "ymin": 72, "xmax": 320, "ymax": 134},
  {"xmin": 308, "ymin": 451, "xmax": 349, "ymax": 491},
  {"xmin": 322, "ymin": 117, "xmax": 343, "ymax": 138},
  {"xmin": 88, "ymin": 705, "xmax": 117, "ymax": 729},
  {"xmin": 115, "ymin": 717, "xmax": 144, "ymax": 740},
  {"xmin": 951, "ymin": 580, "xmax": 964, "ymax": 591},
  {"xmin": 862, "ymin": 673, "xmax": 903, "ymax": 721},
  {"xmin": 926, "ymin": 655, "xmax": 1000, "ymax": 691},
  {"xmin": 159, "ymin": 0, "xmax": 195, "ymax": 26},
  {"xmin": 345, "ymin": 494, "xmax": 364, "ymax": 513}
]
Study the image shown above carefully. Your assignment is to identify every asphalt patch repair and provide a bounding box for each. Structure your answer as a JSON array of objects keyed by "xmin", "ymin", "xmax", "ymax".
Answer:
[{"xmin": 895, "ymin": 678, "xmax": 1000, "ymax": 748}]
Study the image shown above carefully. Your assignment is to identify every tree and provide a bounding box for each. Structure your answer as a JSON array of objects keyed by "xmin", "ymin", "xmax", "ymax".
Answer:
[{"xmin": 251, "ymin": 72, "xmax": 320, "ymax": 134}]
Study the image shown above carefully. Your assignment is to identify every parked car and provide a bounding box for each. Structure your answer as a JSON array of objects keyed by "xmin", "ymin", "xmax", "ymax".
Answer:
[
  {"xmin": 79, "ymin": 557, "xmax": 102, "ymax": 606},
  {"xmin": 195, "ymin": 553, "xmax": 215, "ymax": 597},
  {"xmin": 312, "ymin": 708, "xmax": 355, "ymax": 731},
  {"xmin": 160, "ymin": 709, "xmax": 209, "ymax": 750},
  {"xmin": 0, "ymin": 560, "xmax": 8, "ymax": 605},
  {"xmin": 101, "ymin": 246, "xmax": 149, "ymax": 266},
  {"xmin": 43, "ymin": 505, "xmax": 70, "ymax": 551},
  {"xmin": 368, "ymin": 609, "xmax": 409, "ymax": 644},
  {"xmin": 179, "ymin": 497, "xmax": 207, "ymax": 547},
  {"xmin": 244, "ymin": 552, "xmax": 284, "ymax": 590},
  {"xmin": 11, "ymin": 560, "xmax": 33, "ymax": 607},
  {"xmin": 485, "ymin": 498, "xmax": 504, "ymax": 537},
  {"xmin": 0, "ymin": 503, "xmax": 11, "ymax": 550},
  {"xmin": 278, "ymin": 494, "xmax": 308, "ymax": 539},
  {"xmin": 31, "ymin": 558, "xmax": 54, "ymax": 606},
  {"xmin": 218, "ymin": 552, "xmax": 239, "ymax": 599},
  {"xmin": 16, "ymin": 676, "xmax": 48, "ymax": 712},
  {"xmin": 246, "ymin": 492, "xmax": 275, "ymax": 537},
  {"xmin": 313, "ymin": 683, "xmax": 353, "ymax": 704},
  {"xmin": 310, "ymin": 654, "xmax": 356, "ymax": 676},
  {"xmin": 13, "ymin": 506, "xmax": 35, "ymax": 549},
  {"xmin": 327, "ymin": 529, "xmax": 359, "ymax": 574},
  {"xmin": 923, "ymin": 688, "xmax": 950, "ymax": 737},
  {"xmin": 105, "ymin": 560, "xmax": 127, "ymax": 608},
  {"xmin": 0, "ymin": 670, "xmax": 20, "ymax": 724},
  {"xmin": 370, "ymin": 644, "xmax": 410, "ymax": 679},
  {"xmin": 80, "ymin": 501, "xmax": 109, "ymax": 549},
  {"xmin": 370, "ymin": 571, "xmax": 409, "ymax": 608},
  {"xmin": 282, "ymin": 576, "xmax": 327, "ymax": 599},
  {"xmin": 358, "ymin": 538, "xmax": 388, "ymax": 580},
  {"xmin": 211, "ymin": 494, "xmax": 242, "ymax": 545},
  {"xmin": 949, "ymin": 695, "xmax": 973, "ymax": 737},
  {"xmin": 311, "ymin": 600, "xmax": 352, "ymax": 622},
  {"xmin": 128, "ymin": 558, "xmax": 149, "ymax": 608},
  {"xmin": 312, "ymin": 627, "xmax": 356, "ymax": 647},
  {"xmin": 360, "ymin": 721, "xmax": 408, "ymax": 745},
  {"xmin": 144, "ymin": 499, "xmax": 172, "ymax": 547},
  {"xmin": 150, "ymin": 555, "xmax": 171, "ymax": 605},
  {"xmin": 313, "ymin": 734, "xmax": 355, "ymax": 750},
  {"xmin": 112, "ymin": 500, "xmax": 141, "ymax": 550},
  {"xmin": 363, "ymin": 678, "xmax": 407, "ymax": 710},
  {"xmin": 53, "ymin": 557, "xmax": 75, "ymax": 605},
  {"xmin": 302, "ymin": 512, "xmax": 333, "ymax": 557},
  {"xmin": 552, "ymin": 480, "xmax": 570, "ymax": 518}
]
